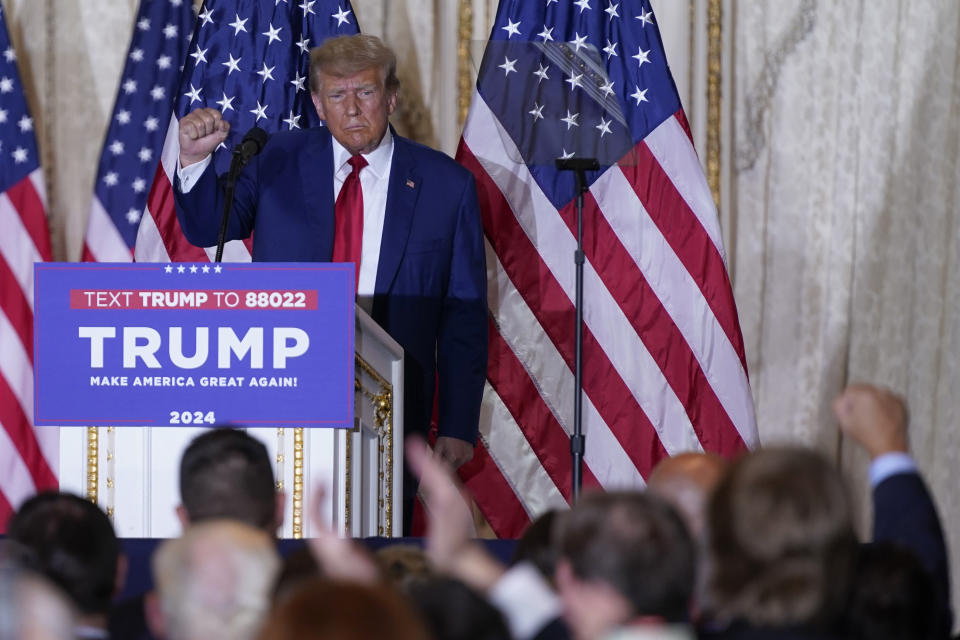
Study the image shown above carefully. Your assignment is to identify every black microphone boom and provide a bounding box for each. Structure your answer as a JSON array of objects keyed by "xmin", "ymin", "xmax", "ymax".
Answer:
[
  {"xmin": 216, "ymin": 127, "xmax": 269, "ymax": 262},
  {"xmin": 232, "ymin": 126, "xmax": 268, "ymax": 167}
]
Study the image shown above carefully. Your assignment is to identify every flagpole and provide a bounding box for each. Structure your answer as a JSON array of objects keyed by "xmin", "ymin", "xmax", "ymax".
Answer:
[{"xmin": 556, "ymin": 157, "xmax": 598, "ymax": 502}]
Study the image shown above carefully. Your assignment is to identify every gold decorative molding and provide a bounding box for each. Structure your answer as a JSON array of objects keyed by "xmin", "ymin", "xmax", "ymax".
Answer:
[
  {"xmin": 706, "ymin": 0, "xmax": 723, "ymax": 208},
  {"xmin": 292, "ymin": 428, "xmax": 304, "ymax": 538},
  {"xmin": 457, "ymin": 0, "xmax": 474, "ymax": 128},
  {"xmin": 355, "ymin": 355, "xmax": 394, "ymax": 537},
  {"xmin": 275, "ymin": 428, "xmax": 285, "ymax": 492},
  {"xmin": 86, "ymin": 427, "xmax": 98, "ymax": 503}
]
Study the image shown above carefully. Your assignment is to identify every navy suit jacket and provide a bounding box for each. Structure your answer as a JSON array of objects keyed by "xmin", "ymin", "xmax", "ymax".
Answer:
[{"xmin": 174, "ymin": 127, "xmax": 488, "ymax": 447}]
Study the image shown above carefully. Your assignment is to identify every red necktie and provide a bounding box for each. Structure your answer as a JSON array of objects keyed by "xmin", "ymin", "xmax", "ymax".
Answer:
[{"xmin": 332, "ymin": 154, "xmax": 367, "ymax": 290}]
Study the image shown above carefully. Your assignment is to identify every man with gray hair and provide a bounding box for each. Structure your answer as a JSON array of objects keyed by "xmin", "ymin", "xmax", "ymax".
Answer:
[
  {"xmin": 147, "ymin": 521, "xmax": 279, "ymax": 640},
  {"xmin": 174, "ymin": 34, "xmax": 488, "ymax": 533}
]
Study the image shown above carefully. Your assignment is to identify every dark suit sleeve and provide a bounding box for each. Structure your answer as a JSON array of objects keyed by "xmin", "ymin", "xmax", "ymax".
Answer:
[
  {"xmin": 436, "ymin": 173, "xmax": 488, "ymax": 444},
  {"xmin": 173, "ymin": 156, "xmax": 260, "ymax": 248},
  {"xmin": 873, "ymin": 471, "xmax": 952, "ymax": 634}
]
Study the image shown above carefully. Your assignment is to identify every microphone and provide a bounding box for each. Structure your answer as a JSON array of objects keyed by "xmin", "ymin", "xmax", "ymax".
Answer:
[{"xmin": 232, "ymin": 127, "xmax": 268, "ymax": 166}]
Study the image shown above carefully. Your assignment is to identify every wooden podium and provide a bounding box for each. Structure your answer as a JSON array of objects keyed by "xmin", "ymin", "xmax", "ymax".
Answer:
[{"xmin": 58, "ymin": 305, "xmax": 404, "ymax": 538}]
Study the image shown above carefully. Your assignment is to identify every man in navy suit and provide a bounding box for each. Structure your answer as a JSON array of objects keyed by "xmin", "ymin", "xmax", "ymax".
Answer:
[{"xmin": 173, "ymin": 35, "xmax": 487, "ymax": 529}]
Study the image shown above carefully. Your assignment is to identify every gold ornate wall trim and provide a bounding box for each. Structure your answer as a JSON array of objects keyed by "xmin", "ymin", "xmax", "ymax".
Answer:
[
  {"xmin": 706, "ymin": 0, "xmax": 722, "ymax": 208},
  {"xmin": 86, "ymin": 427, "xmax": 98, "ymax": 502},
  {"xmin": 292, "ymin": 428, "xmax": 304, "ymax": 538},
  {"xmin": 457, "ymin": 0, "xmax": 473, "ymax": 128},
  {"xmin": 355, "ymin": 354, "xmax": 394, "ymax": 537}
]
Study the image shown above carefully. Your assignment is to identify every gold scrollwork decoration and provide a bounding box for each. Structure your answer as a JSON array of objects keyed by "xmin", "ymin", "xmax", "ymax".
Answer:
[
  {"xmin": 86, "ymin": 427, "xmax": 98, "ymax": 503},
  {"xmin": 706, "ymin": 0, "xmax": 723, "ymax": 208},
  {"xmin": 355, "ymin": 355, "xmax": 394, "ymax": 537},
  {"xmin": 292, "ymin": 428, "xmax": 304, "ymax": 538},
  {"xmin": 457, "ymin": 0, "xmax": 474, "ymax": 127}
]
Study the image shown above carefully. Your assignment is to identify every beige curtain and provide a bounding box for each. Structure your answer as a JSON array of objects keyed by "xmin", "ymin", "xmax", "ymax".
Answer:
[{"xmin": 732, "ymin": 0, "xmax": 960, "ymax": 615}]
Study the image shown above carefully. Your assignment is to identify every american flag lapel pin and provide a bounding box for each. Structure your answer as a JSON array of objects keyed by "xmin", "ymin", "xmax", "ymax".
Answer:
[{"xmin": 406, "ymin": 179, "xmax": 415, "ymax": 189}]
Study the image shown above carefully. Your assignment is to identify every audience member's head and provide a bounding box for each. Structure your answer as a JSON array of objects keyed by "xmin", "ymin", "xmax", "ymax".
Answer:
[
  {"xmin": 5, "ymin": 492, "xmax": 122, "ymax": 621},
  {"xmin": 150, "ymin": 520, "xmax": 280, "ymax": 640},
  {"xmin": 258, "ymin": 577, "xmax": 430, "ymax": 640},
  {"xmin": 705, "ymin": 447, "xmax": 858, "ymax": 630},
  {"xmin": 647, "ymin": 451, "xmax": 727, "ymax": 539},
  {"xmin": 405, "ymin": 576, "xmax": 511, "ymax": 640},
  {"xmin": 178, "ymin": 427, "xmax": 281, "ymax": 534},
  {"xmin": 510, "ymin": 509, "xmax": 559, "ymax": 584},
  {"xmin": 0, "ymin": 569, "xmax": 75, "ymax": 640},
  {"xmin": 375, "ymin": 544, "xmax": 433, "ymax": 588},
  {"xmin": 553, "ymin": 491, "xmax": 695, "ymax": 638},
  {"xmin": 842, "ymin": 542, "xmax": 941, "ymax": 640}
]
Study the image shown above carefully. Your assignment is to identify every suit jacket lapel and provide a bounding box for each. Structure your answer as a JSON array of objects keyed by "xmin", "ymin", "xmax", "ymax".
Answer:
[
  {"xmin": 375, "ymin": 134, "xmax": 420, "ymax": 294},
  {"xmin": 299, "ymin": 128, "xmax": 335, "ymax": 258}
]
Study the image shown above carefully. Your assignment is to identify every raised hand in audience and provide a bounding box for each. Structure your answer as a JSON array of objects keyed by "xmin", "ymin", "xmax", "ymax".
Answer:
[{"xmin": 832, "ymin": 383, "xmax": 908, "ymax": 458}]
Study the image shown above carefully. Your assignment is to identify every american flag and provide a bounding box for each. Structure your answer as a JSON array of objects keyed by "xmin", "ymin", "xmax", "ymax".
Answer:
[
  {"xmin": 454, "ymin": 0, "xmax": 758, "ymax": 536},
  {"xmin": 133, "ymin": 0, "xmax": 359, "ymax": 262},
  {"xmin": 0, "ymin": 6, "xmax": 58, "ymax": 529},
  {"xmin": 82, "ymin": 0, "xmax": 195, "ymax": 262}
]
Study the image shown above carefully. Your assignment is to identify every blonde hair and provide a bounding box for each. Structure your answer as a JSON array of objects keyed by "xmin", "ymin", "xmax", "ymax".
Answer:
[{"xmin": 309, "ymin": 34, "xmax": 399, "ymax": 94}]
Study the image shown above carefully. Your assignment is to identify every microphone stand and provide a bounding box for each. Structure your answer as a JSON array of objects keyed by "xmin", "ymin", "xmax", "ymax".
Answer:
[
  {"xmin": 215, "ymin": 152, "xmax": 245, "ymax": 263},
  {"xmin": 555, "ymin": 157, "xmax": 598, "ymax": 502}
]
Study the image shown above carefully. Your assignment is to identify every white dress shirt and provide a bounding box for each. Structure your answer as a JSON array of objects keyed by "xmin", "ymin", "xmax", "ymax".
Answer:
[{"xmin": 177, "ymin": 128, "xmax": 395, "ymax": 313}]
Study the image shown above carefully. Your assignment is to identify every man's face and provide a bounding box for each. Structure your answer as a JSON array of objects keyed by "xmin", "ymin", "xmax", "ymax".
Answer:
[{"xmin": 311, "ymin": 66, "xmax": 397, "ymax": 155}]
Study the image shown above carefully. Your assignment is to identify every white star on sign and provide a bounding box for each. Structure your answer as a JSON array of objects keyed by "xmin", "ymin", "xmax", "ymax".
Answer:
[
  {"xmin": 12, "ymin": 147, "xmax": 27, "ymax": 163},
  {"xmin": 570, "ymin": 33, "xmax": 588, "ymax": 52},
  {"xmin": 291, "ymin": 72, "xmax": 306, "ymax": 92},
  {"xmin": 189, "ymin": 265, "xmax": 198, "ymax": 273},
  {"xmin": 574, "ymin": 0, "xmax": 591, "ymax": 13},
  {"xmin": 229, "ymin": 14, "xmax": 247, "ymax": 35},
  {"xmin": 537, "ymin": 25, "xmax": 554, "ymax": 41},
  {"xmin": 217, "ymin": 93, "xmax": 235, "ymax": 112},
  {"xmin": 603, "ymin": 40, "xmax": 618, "ymax": 58},
  {"xmin": 214, "ymin": 265, "xmax": 223, "ymax": 273},
  {"xmin": 164, "ymin": 265, "xmax": 173, "ymax": 273},
  {"xmin": 177, "ymin": 265, "xmax": 186, "ymax": 274},
  {"xmin": 566, "ymin": 72, "xmax": 584, "ymax": 91},
  {"xmin": 528, "ymin": 103, "xmax": 544, "ymax": 121},
  {"xmin": 561, "ymin": 110, "xmax": 580, "ymax": 129},
  {"xmin": 190, "ymin": 46, "xmax": 208, "ymax": 65},
  {"xmin": 501, "ymin": 18, "xmax": 521, "ymax": 38},
  {"xmin": 630, "ymin": 85, "xmax": 648, "ymax": 105},
  {"xmin": 595, "ymin": 117, "xmax": 612, "ymax": 137},
  {"xmin": 533, "ymin": 64, "xmax": 550, "ymax": 83},
  {"xmin": 17, "ymin": 115, "xmax": 32, "ymax": 132},
  {"xmin": 283, "ymin": 111, "xmax": 302, "ymax": 129},
  {"xmin": 202, "ymin": 265, "xmax": 210, "ymax": 273},
  {"xmin": 186, "ymin": 84, "xmax": 203, "ymax": 103},
  {"xmin": 198, "ymin": 7, "xmax": 214, "ymax": 26},
  {"xmin": 605, "ymin": 2, "xmax": 620, "ymax": 19},
  {"xmin": 103, "ymin": 172, "xmax": 119, "ymax": 186},
  {"xmin": 138, "ymin": 147, "xmax": 153, "ymax": 163},
  {"xmin": 331, "ymin": 5, "xmax": 351, "ymax": 25},
  {"xmin": 262, "ymin": 23, "xmax": 283, "ymax": 44},
  {"xmin": 109, "ymin": 140, "xmax": 124, "ymax": 155},
  {"xmin": 223, "ymin": 53, "xmax": 241, "ymax": 75},
  {"xmin": 636, "ymin": 9, "xmax": 654, "ymax": 27},
  {"xmin": 632, "ymin": 46, "xmax": 651, "ymax": 66},
  {"xmin": 498, "ymin": 56, "xmax": 517, "ymax": 76},
  {"xmin": 250, "ymin": 101, "xmax": 269, "ymax": 121},
  {"xmin": 126, "ymin": 208, "xmax": 141, "ymax": 224}
]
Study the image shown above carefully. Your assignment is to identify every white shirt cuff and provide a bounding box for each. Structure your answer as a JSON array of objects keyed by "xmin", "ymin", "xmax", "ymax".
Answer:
[
  {"xmin": 176, "ymin": 155, "xmax": 212, "ymax": 193},
  {"xmin": 869, "ymin": 452, "xmax": 917, "ymax": 488},
  {"xmin": 488, "ymin": 563, "xmax": 562, "ymax": 640}
]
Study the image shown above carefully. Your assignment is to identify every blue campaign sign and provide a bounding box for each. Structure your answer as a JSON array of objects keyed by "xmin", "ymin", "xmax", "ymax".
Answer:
[{"xmin": 34, "ymin": 262, "xmax": 354, "ymax": 428}]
